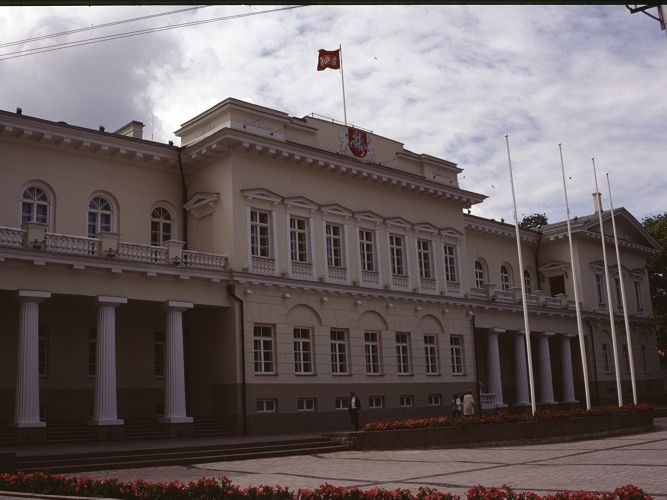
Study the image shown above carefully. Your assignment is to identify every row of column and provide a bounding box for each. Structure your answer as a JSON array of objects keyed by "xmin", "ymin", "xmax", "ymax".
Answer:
[
  {"xmin": 14, "ymin": 290, "xmax": 193, "ymax": 428},
  {"xmin": 485, "ymin": 328, "xmax": 577, "ymax": 407}
]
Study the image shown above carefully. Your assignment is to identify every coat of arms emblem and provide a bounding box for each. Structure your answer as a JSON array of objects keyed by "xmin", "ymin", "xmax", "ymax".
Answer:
[{"xmin": 347, "ymin": 128, "xmax": 368, "ymax": 158}]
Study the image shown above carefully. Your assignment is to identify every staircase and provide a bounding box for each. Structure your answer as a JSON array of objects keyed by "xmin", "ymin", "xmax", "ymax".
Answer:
[
  {"xmin": 0, "ymin": 424, "xmax": 16, "ymax": 445},
  {"xmin": 123, "ymin": 418, "xmax": 170, "ymax": 440},
  {"xmin": 14, "ymin": 436, "xmax": 351, "ymax": 473},
  {"xmin": 193, "ymin": 417, "xmax": 234, "ymax": 437},
  {"xmin": 46, "ymin": 422, "xmax": 97, "ymax": 443}
]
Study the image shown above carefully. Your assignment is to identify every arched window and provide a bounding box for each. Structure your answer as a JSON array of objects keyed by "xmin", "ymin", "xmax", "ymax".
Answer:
[
  {"xmin": 151, "ymin": 206, "xmax": 172, "ymax": 246},
  {"xmin": 87, "ymin": 196, "xmax": 113, "ymax": 237},
  {"xmin": 474, "ymin": 260, "xmax": 486, "ymax": 288},
  {"xmin": 500, "ymin": 264, "xmax": 513, "ymax": 291},
  {"xmin": 22, "ymin": 186, "xmax": 49, "ymax": 225},
  {"xmin": 524, "ymin": 269, "xmax": 533, "ymax": 294}
]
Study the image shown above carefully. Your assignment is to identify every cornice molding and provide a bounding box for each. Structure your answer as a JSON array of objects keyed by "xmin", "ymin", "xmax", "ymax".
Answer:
[
  {"xmin": 181, "ymin": 129, "xmax": 487, "ymax": 208},
  {"xmin": 0, "ymin": 113, "xmax": 177, "ymax": 167}
]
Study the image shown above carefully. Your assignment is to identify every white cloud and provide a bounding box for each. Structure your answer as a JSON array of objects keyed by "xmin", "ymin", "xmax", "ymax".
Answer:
[{"xmin": 0, "ymin": 4, "xmax": 664, "ymax": 223}]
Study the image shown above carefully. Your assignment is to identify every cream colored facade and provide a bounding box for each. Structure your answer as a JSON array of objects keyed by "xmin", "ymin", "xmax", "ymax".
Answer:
[{"xmin": 0, "ymin": 98, "xmax": 662, "ymax": 441}]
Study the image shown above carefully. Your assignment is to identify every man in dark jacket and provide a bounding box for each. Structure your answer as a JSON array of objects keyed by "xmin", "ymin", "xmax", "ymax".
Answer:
[{"xmin": 349, "ymin": 391, "xmax": 361, "ymax": 431}]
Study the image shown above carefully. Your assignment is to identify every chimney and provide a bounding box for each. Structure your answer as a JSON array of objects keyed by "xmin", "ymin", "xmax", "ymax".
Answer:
[
  {"xmin": 592, "ymin": 192, "xmax": 602, "ymax": 213},
  {"xmin": 114, "ymin": 120, "xmax": 145, "ymax": 139}
]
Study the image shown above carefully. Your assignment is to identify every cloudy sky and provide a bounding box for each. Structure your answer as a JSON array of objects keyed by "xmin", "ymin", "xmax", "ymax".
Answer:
[{"xmin": 1, "ymin": 5, "xmax": 665, "ymax": 225}]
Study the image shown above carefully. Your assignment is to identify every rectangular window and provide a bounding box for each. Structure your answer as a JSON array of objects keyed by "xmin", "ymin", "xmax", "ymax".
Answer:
[
  {"xmin": 330, "ymin": 329, "xmax": 348, "ymax": 375},
  {"xmin": 88, "ymin": 328, "xmax": 96, "ymax": 378},
  {"xmin": 601, "ymin": 343, "xmax": 612, "ymax": 373},
  {"xmin": 595, "ymin": 274, "xmax": 605, "ymax": 305},
  {"xmin": 289, "ymin": 216, "xmax": 309, "ymax": 263},
  {"xmin": 297, "ymin": 398, "xmax": 316, "ymax": 412},
  {"xmin": 399, "ymin": 394, "xmax": 414, "ymax": 407},
  {"xmin": 256, "ymin": 399, "xmax": 277, "ymax": 413},
  {"xmin": 634, "ymin": 281, "xmax": 643, "ymax": 311},
  {"xmin": 395, "ymin": 332, "xmax": 411, "ymax": 374},
  {"xmin": 364, "ymin": 331, "xmax": 381, "ymax": 375},
  {"xmin": 417, "ymin": 239, "xmax": 432, "ymax": 279},
  {"xmin": 335, "ymin": 397, "xmax": 350, "ymax": 410},
  {"xmin": 424, "ymin": 334, "xmax": 439, "ymax": 375},
  {"xmin": 450, "ymin": 335, "xmax": 464, "ymax": 375},
  {"xmin": 614, "ymin": 277, "xmax": 623, "ymax": 309},
  {"xmin": 325, "ymin": 223, "xmax": 344, "ymax": 268},
  {"xmin": 622, "ymin": 344, "xmax": 630, "ymax": 373},
  {"xmin": 154, "ymin": 331, "xmax": 165, "ymax": 377},
  {"xmin": 359, "ymin": 229, "xmax": 376, "ymax": 272},
  {"xmin": 294, "ymin": 327, "xmax": 314, "ymax": 374},
  {"xmin": 368, "ymin": 396, "xmax": 384, "ymax": 409},
  {"xmin": 250, "ymin": 209, "xmax": 271, "ymax": 258},
  {"xmin": 389, "ymin": 234, "xmax": 405, "ymax": 276},
  {"xmin": 428, "ymin": 394, "xmax": 442, "ymax": 406},
  {"xmin": 443, "ymin": 245, "xmax": 458, "ymax": 283},
  {"xmin": 253, "ymin": 325, "xmax": 275, "ymax": 374},
  {"xmin": 38, "ymin": 326, "xmax": 48, "ymax": 378}
]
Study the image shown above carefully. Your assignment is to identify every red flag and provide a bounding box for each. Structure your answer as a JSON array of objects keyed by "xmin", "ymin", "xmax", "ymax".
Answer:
[{"xmin": 317, "ymin": 49, "xmax": 341, "ymax": 71}]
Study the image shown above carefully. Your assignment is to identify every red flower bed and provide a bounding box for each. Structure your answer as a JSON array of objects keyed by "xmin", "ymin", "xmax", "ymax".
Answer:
[
  {"xmin": 0, "ymin": 473, "xmax": 652, "ymax": 499},
  {"xmin": 363, "ymin": 404, "xmax": 654, "ymax": 432}
]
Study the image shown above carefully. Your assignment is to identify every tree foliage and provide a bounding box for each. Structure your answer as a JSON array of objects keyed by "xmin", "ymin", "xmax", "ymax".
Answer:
[
  {"xmin": 642, "ymin": 212, "xmax": 666, "ymax": 363},
  {"xmin": 519, "ymin": 213, "xmax": 548, "ymax": 230}
]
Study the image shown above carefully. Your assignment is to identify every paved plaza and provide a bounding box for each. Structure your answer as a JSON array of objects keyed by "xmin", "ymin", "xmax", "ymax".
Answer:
[{"xmin": 2, "ymin": 418, "xmax": 666, "ymax": 499}]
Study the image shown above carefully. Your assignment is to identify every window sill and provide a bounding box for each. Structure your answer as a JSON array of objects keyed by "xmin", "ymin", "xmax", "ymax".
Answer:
[
  {"xmin": 397, "ymin": 373, "xmax": 413, "ymax": 377},
  {"xmin": 451, "ymin": 373, "xmax": 466, "ymax": 377},
  {"xmin": 295, "ymin": 373, "xmax": 316, "ymax": 376},
  {"xmin": 253, "ymin": 372, "xmax": 278, "ymax": 376},
  {"xmin": 426, "ymin": 373, "xmax": 441, "ymax": 377},
  {"xmin": 332, "ymin": 373, "xmax": 352, "ymax": 376},
  {"xmin": 365, "ymin": 373, "xmax": 384, "ymax": 377}
]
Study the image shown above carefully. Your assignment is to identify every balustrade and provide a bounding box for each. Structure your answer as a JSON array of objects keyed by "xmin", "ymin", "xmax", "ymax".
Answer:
[
  {"xmin": 181, "ymin": 250, "xmax": 226, "ymax": 271},
  {"xmin": 116, "ymin": 242, "xmax": 167, "ymax": 264},
  {"xmin": 45, "ymin": 233, "xmax": 98, "ymax": 256},
  {"xmin": 0, "ymin": 226, "xmax": 26, "ymax": 248}
]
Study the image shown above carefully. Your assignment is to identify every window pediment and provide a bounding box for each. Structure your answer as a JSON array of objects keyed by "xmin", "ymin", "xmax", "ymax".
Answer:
[
  {"xmin": 413, "ymin": 222, "xmax": 439, "ymax": 235},
  {"xmin": 321, "ymin": 204, "xmax": 353, "ymax": 218},
  {"xmin": 241, "ymin": 188, "xmax": 282, "ymax": 204},
  {"xmin": 385, "ymin": 217, "xmax": 412, "ymax": 229},
  {"xmin": 284, "ymin": 196, "xmax": 319, "ymax": 211},
  {"xmin": 354, "ymin": 210, "xmax": 383, "ymax": 224},
  {"xmin": 184, "ymin": 192, "xmax": 220, "ymax": 219},
  {"xmin": 440, "ymin": 226, "xmax": 464, "ymax": 238}
]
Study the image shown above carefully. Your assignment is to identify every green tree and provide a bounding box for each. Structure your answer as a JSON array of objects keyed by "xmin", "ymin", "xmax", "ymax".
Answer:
[
  {"xmin": 642, "ymin": 212, "xmax": 667, "ymax": 364},
  {"xmin": 519, "ymin": 213, "xmax": 548, "ymax": 230}
]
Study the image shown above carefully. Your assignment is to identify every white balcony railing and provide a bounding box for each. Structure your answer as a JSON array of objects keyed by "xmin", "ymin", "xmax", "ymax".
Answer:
[
  {"xmin": 480, "ymin": 392, "xmax": 496, "ymax": 410},
  {"xmin": 252, "ymin": 256, "xmax": 275, "ymax": 275},
  {"xmin": 545, "ymin": 296, "xmax": 561, "ymax": 307},
  {"xmin": 45, "ymin": 233, "xmax": 98, "ymax": 256},
  {"xmin": 361, "ymin": 270, "xmax": 380, "ymax": 285},
  {"xmin": 291, "ymin": 261, "xmax": 313, "ymax": 279},
  {"xmin": 328, "ymin": 266, "xmax": 347, "ymax": 282},
  {"xmin": 0, "ymin": 226, "xmax": 26, "ymax": 248},
  {"xmin": 117, "ymin": 242, "xmax": 167, "ymax": 264},
  {"xmin": 392, "ymin": 274, "xmax": 408, "ymax": 288},
  {"xmin": 181, "ymin": 250, "xmax": 226, "ymax": 271},
  {"xmin": 445, "ymin": 281, "xmax": 461, "ymax": 296},
  {"xmin": 420, "ymin": 277, "xmax": 437, "ymax": 292},
  {"xmin": 495, "ymin": 289, "xmax": 514, "ymax": 302},
  {"xmin": 469, "ymin": 287, "xmax": 486, "ymax": 299}
]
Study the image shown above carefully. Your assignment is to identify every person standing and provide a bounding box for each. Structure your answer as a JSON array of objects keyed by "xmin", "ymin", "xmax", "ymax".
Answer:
[
  {"xmin": 451, "ymin": 393, "xmax": 462, "ymax": 417},
  {"xmin": 349, "ymin": 391, "xmax": 361, "ymax": 431},
  {"xmin": 463, "ymin": 390, "xmax": 475, "ymax": 416}
]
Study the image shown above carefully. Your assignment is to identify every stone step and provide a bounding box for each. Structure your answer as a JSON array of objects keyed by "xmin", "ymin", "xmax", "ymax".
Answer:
[{"xmin": 15, "ymin": 438, "xmax": 349, "ymax": 473}]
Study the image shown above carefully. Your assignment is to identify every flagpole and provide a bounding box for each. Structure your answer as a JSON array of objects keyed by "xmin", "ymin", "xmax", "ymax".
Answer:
[
  {"xmin": 592, "ymin": 157, "xmax": 623, "ymax": 406},
  {"xmin": 558, "ymin": 144, "xmax": 591, "ymax": 410},
  {"xmin": 505, "ymin": 134, "xmax": 537, "ymax": 416},
  {"xmin": 606, "ymin": 172, "xmax": 637, "ymax": 404},
  {"xmin": 339, "ymin": 44, "xmax": 348, "ymax": 126}
]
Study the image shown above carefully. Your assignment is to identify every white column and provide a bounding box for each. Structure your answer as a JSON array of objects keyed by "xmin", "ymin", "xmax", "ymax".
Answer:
[
  {"xmin": 486, "ymin": 328, "xmax": 505, "ymax": 407},
  {"xmin": 513, "ymin": 331, "xmax": 530, "ymax": 406},
  {"xmin": 14, "ymin": 290, "xmax": 51, "ymax": 427},
  {"xmin": 537, "ymin": 332, "xmax": 556, "ymax": 404},
  {"xmin": 160, "ymin": 300, "xmax": 194, "ymax": 424},
  {"xmin": 91, "ymin": 296, "xmax": 126, "ymax": 426},
  {"xmin": 560, "ymin": 334, "xmax": 577, "ymax": 403}
]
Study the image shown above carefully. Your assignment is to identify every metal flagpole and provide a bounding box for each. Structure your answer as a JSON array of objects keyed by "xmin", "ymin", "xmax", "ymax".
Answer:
[
  {"xmin": 592, "ymin": 157, "xmax": 623, "ymax": 406},
  {"xmin": 558, "ymin": 144, "xmax": 591, "ymax": 410},
  {"xmin": 505, "ymin": 134, "xmax": 537, "ymax": 416},
  {"xmin": 339, "ymin": 44, "xmax": 348, "ymax": 126},
  {"xmin": 606, "ymin": 172, "xmax": 637, "ymax": 404}
]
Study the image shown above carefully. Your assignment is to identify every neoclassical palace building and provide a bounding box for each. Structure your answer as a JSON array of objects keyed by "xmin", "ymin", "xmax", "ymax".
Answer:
[{"xmin": 0, "ymin": 98, "xmax": 662, "ymax": 443}]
